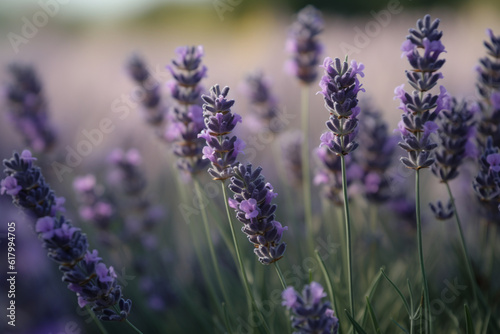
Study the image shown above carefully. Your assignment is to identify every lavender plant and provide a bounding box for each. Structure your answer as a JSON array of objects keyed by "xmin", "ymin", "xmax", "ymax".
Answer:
[
  {"xmin": 166, "ymin": 46, "xmax": 209, "ymax": 174},
  {"xmin": 1, "ymin": 150, "xmax": 139, "ymax": 331},
  {"xmin": 4, "ymin": 64, "xmax": 57, "ymax": 153},
  {"xmin": 394, "ymin": 14, "xmax": 448, "ymax": 334},
  {"xmin": 227, "ymin": 163, "xmax": 288, "ymax": 264},
  {"xmin": 473, "ymin": 136, "xmax": 500, "ymax": 221},
  {"xmin": 318, "ymin": 55, "xmax": 364, "ymax": 328},
  {"xmin": 475, "ymin": 29, "xmax": 500, "ymax": 147},
  {"xmin": 242, "ymin": 70, "xmax": 284, "ymax": 133},
  {"xmin": 281, "ymin": 130, "xmax": 303, "ymax": 187},
  {"xmin": 356, "ymin": 109, "xmax": 398, "ymax": 204},
  {"xmin": 199, "ymin": 84, "xmax": 244, "ymax": 181},
  {"xmin": 287, "ymin": 5, "xmax": 323, "ymax": 255},
  {"xmin": 286, "ymin": 5, "xmax": 323, "ymax": 85},
  {"xmin": 282, "ymin": 281, "xmax": 339, "ymax": 334},
  {"xmin": 127, "ymin": 54, "xmax": 165, "ymax": 125}
]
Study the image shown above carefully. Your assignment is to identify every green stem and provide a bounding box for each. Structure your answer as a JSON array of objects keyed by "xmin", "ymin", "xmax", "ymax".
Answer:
[
  {"xmin": 194, "ymin": 177, "xmax": 232, "ymax": 310},
  {"xmin": 445, "ymin": 182, "xmax": 478, "ymax": 306},
  {"xmin": 415, "ymin": 170, "xmax": 431, "ymax": 334},
  {"xmin": 221, "ymin": 183, "xmax": 271, "ymax": 334},
  {"xmin": 125, "ymin": 319, "xmax": 144, "ymax": 334},
  {"xmin": 274, "ymin": 262, "xmax": 287, "ymax": 290},
  {"xmin": 301, "ymin": 85, "xmax": 314, "ymax": 252},
  {"xmin": 86, "ymin": 306, "xmax": 109, "ymax": 334},
  {"xmin": 340, "ymin": 154, "xmax": 355, "ymax": 334}
]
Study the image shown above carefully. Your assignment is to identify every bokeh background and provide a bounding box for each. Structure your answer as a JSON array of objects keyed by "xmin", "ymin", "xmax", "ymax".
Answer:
[{"xmin": 0, "ymin": 0, "xmax": 499, "ymax": 333}]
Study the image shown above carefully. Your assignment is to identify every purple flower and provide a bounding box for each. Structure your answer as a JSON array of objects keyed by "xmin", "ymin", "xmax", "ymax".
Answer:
[
  {"xmin": 5, "ymin": 64, "xmax": 57, "ymax": 152},
  {"xmin": 282, "ymin": 282, "xmax": 339, "ymax": 334},
  {"xmin": 396, "ymin": 15, "xmax": 446, "ymax": 170},
  {"xmin": 228, "ymin": 164, "xmax": 287, "ymax": 264},
  {"xmin": 239, "ymin": 199, "xmax": 259, "ymax": 219},
  {"xmin": 487, "ymin": 153, "xmax": 500, "ymax": 172},
  {"xmin": 35, "ymin": 216, "xmax": 55, "ymax": 239},
  {"xmin": 167, "ymin": 45, "xmax": 209, "ymax": 174},
  {"xmin": 126, "ymin": 54, "xmax": 164, "ymax": 124},
  {"xmin": 2, "ymin": 150, "xmax": 133, "ymax": 322},
  {"xmin": 0, "ymin": 176, "xmax": 22, "ymax": 196},
  {"xmin": 319, "ymin": 56, "xmax": 364, "ymax": 156},
  {"xmin": 73, "ymin": 174, "xmax": 96, "ymax": 193},
  {"xmin": 200, "ymin": 85, "xmax": 245, "ymax": 181},
  {"xmin": 286, "ymin": 5, "xmax": 323, "ymax": 84}
]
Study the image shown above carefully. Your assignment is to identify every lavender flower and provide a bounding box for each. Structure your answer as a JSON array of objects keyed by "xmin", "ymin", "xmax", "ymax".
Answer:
[
  {"xmin": 242, "ymin": 70, "xmax": 284, "ymax": 133},
  {"xmin": 1, "ymin": 150, "xmax": 131, "ymax": 321},
  {"xmin": 319, "ymin": 57, "xmax": 365, "ymax": 156},
  {"xmin": 166, "ymin": 46, "xmax": 209, "ymax": 174},
  {"xmin": 475, "ymin": 29, "xmax": 500, "ymax": 147},
  {"xmin": 286, "ymin": 5, "xmax": 323, "ymax": 84},
  {"xmin": 429, "ymin": 200, "xmax": 454, "ymax": 220},
  {"xmin": 4, "ymin": 63, "xmax": 57, "ymax": 153},
  {"xmin": 395, "ymin": 15, "xmax": 447, "ymax": 170},
  {"xmin": 282, "ymin": 281, "xmax": 339, "ymax": 334},
  {"xmin": 356, "ymin": 108, "xmax": 398, "ymax": 203},
  {"xmin": 432, "ymin": 98, "xmax": 476, "ymax": 182},
  {"xmin": 199, "ymin": 84, "xmax": 244, "ymax": 181},
  {"xmin": 127, "ymin": 54, "xmax": 165, "ymax": 125},
  {"xmin": 108, "ymin": 148, "xmax": 146, "ymax": 195},
  {"xmin": 228, "ymin": 164, "xmax": 287, "ymax": 264},
  {"xmin": 472, "ymin": 137, "xmax": 500, "ymax": 222}
]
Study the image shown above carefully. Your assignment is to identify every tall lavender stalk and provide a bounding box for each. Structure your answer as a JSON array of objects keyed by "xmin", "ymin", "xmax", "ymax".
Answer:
[
  {"xmin": 127, "ymin": 54, "xmax": 165, "ymax": 126},
  {"xmin": 475, "ymin": 29, "xmax": 500, "ymax": 148},
  {"xmin": 395, "ymin": 15, "xmax": 448, "ymax": 334},
  {"xmin": 431, "ymin": 98, "xmax": 480, "ymax": 306},
  {"xmin": 166, "ymin": 46, "xmax": 209, "ymax": 175},
  {"xmin": 5, "ymin": 64, "xmax": 57, "ymax": 153},
  {"xmin": 0, "ymin": 151, "xmax": 141, "ymax": 333},
  {"xmin": 286, "ymin": 5, "xmax": 323, "ymax": 252},
  {"xmin": 199, "ymin": 84, "xmax": 271, "ymax": 332},
  {"xmin": 318, "ymin": 56, "xmax": 365, "ymax": 332}
]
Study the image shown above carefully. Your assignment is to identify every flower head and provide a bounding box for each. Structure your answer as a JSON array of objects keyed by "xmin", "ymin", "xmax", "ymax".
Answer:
[{"xmin": 282, "ymin": 282, "xmax": 339, "ymax": 334}]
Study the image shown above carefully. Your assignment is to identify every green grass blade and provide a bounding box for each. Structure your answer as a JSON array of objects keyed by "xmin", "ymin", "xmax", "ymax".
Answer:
[
  {"xmin": 381, "ymin": 269, "xmax": 411, "ymax": 315},
  {"xmin": 345, "ymin": 310, "xmax": 368, "ymax": 334},
  {"xmin": 465, "ymin": 304, "xmax": 474, "ymax": 334},
  {"xmin": 366, "ymin": 296, "xmax": 381, "ymax": 334}
]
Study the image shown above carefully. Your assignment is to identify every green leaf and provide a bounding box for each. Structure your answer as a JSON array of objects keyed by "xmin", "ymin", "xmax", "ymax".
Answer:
[
  {"xmin": 465, "ymin": 304, "xmax": 474, "ymax": 334},
  {"xmin": 380, "ymin": 269, "xmax": 411, "ymax": 316},
  {"xmin": 391, "ymin": 319, "xmax": 410, "ymax": 334},
  {"xmin": 361, "ymin": 269, "xmax": 383, "ymax": 328},
  {"xmin": 344, "ymin": 310, "xmax": 368, "ymax": 334},
  {"xmin": 366, "ymin": 296, "xmax": 381, "ymax": 334}
]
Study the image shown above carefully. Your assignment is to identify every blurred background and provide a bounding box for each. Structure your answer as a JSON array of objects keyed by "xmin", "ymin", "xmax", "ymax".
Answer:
[{"xmin": 0, "ymin": 0, "xmax": 499, "ymax": 333}]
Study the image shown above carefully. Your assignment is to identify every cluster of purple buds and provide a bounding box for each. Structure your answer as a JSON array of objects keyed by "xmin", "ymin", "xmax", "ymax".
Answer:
[
  {"xmin": 475, "ymin": 29, "xmax": 500, "ymax": 147},
  {"xmin": 432, "ymin": 98, "xmax": 476, "ymax": 182},
  {"xmin": 429, "ymin": 200, "xmax": 454, "ymax": 220},
  {"xmin": 166, "ymin": 46, "xmax": 209, "ymax": 174},
  {"xmin": 282, "ymin": 281, "xmax": 339, "ymax": 334},
  {"xmin": 286, "ymin": 5, "xmax": 323, "ymax": 84},
  {"xmin": 319, "ymin": 57, "xmax": 365, "ymax": 156},
  {"xmin": 228, "ymin": 164, "xmax": 287, "ymax": 264},
  {"xmin": 4, "ymin": 64, "xmax": 57, "ymax": 153},
  {"xmin": 314, "ymin": 146, "xmax": 361, "ymax": 205},
  {"xmin": 242, "ymin": 71, "xmax": 284, "ymax": 133},
  {"xmin": 199, "ymin": 84, "xmax": 245, "ymax": 181},
  {"xmin": 127, "ymin": 54, "xmax": 165, "ymax": 125},
  {"xmin": 356, "ymin": 109, "xmax": 398, "ymax": 203},
  {"xmin": 73, "ymin": 174, "xmax": 114, "ymax": 231},
  {"xmin": 281, "ymin": 131, "xmax": 303, "ymax": 186},
  {"xmin": 396, "ymin": 14, "xmax": 448, "ymax": 170},
  {"xmin": 473, "ymin": 137, "xmax": 500, "ymax": 219},
  {"xmin": 1, "ymin": 150, "xmax": 131, "ymax": 321}
]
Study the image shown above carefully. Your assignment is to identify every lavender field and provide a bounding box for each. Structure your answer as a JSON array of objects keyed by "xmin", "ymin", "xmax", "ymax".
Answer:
[{"xmin": 0, "ymin": 1, "xmax": 500, "ymax": 333}]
